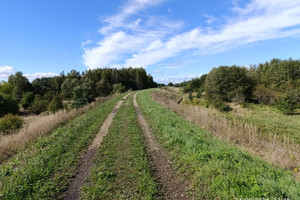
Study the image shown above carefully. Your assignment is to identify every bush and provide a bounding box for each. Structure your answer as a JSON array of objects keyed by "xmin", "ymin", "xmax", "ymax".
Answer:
[
  {"xmin": 204, "ymin": 66, "xmax": 253, "ymax": 102},
  {"xmin": 113, "ymin": 83, "xmax": 126, "ymax": 94},
  {"xmin": 48, "ymin": 96, "xmax": 64, "ymax": 113},
  {"xmin": 28, "ymin": 95, "xmax": 49, "ymax": 114},
  {"xmin": 212, "ymin": 101, "xmax": 232, "ymax": 112},
  {"xmin": 0, "ymin": 93, "xmax": 19, "ymax": 117},
  {"xmin": 72, "ymin": 85, "xmax": 94, "ymax": 108},
  {"xmin": 253, "ymin": 84, "xmax": 276, "ymax": 104},
  {"xmin": 0, "ymin": 114, "xmax": 24, "ymax": 134},
  {"xmin": 20, "ymin": 92, "xmax": 34, "ymax": 109},
  {"xmin": 278, "ymin": 95, "xmax": 296, "ymax": 115}
]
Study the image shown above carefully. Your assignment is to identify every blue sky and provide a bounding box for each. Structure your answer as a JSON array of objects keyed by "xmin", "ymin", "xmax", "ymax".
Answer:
[{"xmin": 1, "ymin": 0, "xmax": 300, "ymax": 83}]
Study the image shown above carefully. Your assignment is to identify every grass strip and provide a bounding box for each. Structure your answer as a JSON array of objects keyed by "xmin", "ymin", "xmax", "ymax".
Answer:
[
  {"xmin": 0, "ymin": 94, "xmax": 126, "ymax": 200},
  {"xmin": 137, "ymin": 89, "xmax": 300, "ymax": 199},
  {"xmin": 81, "ymin": 94, "xmax": 160, "ymax": 200}
]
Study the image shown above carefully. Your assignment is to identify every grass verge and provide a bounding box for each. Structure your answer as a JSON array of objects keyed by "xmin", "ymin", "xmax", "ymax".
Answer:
[
  {"xmin": 137, "ymin": 90, "xmax": 300, "ymax": 199},
  {"xmin": 81, "ymin": 94, "xmax": 160, "ymax": 200},
  {"xmin": 0, "ymin": 94, "xmax": 125, "ymax": 199}
]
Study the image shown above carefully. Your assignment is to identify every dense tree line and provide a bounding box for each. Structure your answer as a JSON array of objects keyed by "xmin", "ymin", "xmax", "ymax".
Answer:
[
  {"xmin": 182, "ymin": 58, "xmax": 300, "ymax": 114},
  {"xmin": 0, "ymin": 67, "xmax": 157, "ymax": 117}
]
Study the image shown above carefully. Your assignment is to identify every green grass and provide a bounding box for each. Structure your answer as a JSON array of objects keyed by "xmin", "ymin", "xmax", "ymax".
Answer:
[
  {"xmin": 223, "ymin": 103, "xmax": 300, "ymax": 143},
  {"xmin": 0, "ymin": 94, "xmax": 126, "ymax": 200},
  {"xmin": 81, "ymin": 94, "xmax": 160, "ymax": 200},
  {"xmin": 137, "ymin": 90, "xmax": 300, "ymax": 199}
]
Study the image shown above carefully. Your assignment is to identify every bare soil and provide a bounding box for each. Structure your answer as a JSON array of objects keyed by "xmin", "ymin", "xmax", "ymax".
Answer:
[
  {"xmin": 64, "ymin": 94, "xmax": 130, "ymax": 200},
  {"xmin": 133, "ymin": 93, "xmax": 189, "ymax": 200}
]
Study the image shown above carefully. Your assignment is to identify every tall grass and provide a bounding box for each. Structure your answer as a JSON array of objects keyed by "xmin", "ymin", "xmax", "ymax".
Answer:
[
  {"xmin": 151, "ymin": 89, "xmax": 300, "ymax": 176},
  {"xmin": 0, "ymin": 96, "xmax": 113, "ymax": 164}
]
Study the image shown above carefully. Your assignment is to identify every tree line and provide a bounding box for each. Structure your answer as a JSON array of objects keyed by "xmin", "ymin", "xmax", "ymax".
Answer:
[
  {"xmin": 0, "ymin": 67, "xmax": 157, "ymax": 117},
  {"xmin": 177, "ymin": 58, "xmax": 300, "ymax": 114}
]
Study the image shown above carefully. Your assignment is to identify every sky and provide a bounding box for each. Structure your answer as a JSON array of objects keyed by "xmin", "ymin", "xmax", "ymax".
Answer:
[{"xmin": 1, "ymin": 0, "xmax": 300, "ymax": 83}]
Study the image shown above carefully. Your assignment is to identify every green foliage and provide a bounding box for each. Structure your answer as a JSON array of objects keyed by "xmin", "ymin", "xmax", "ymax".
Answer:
[
  {"xmin": 20, "ymin": 92, "xmax": 34, "ymax": 109},
  {"xmin": 48, "ymin": 96, "xmax": 64, "ymax": 113},
  {"xmin": 0, "ymin": 114, "xmax": 24, "ymax": 134},
  {"xmin": 278, "ymin": 95, "xmax": 296, "ymax": 115},
  {"xmin": 72, "ymin": 85, "xmax": 94, "ymax": 108},
  {"xmin": 0, "ymin": 95, "xmax": 124, "ymax": 199},
  {"xmin": 211, "ymin": 101, "xmax": 232, "ymax": 112},
  {"xmin": 96, "ymin": 78, "xmax": 113, "ymax": 96},
  {"xmin": 167, "ymin": 82, "xmax": 174, "ymax": 86},
  {"xmin": 0, "ymin": 81, "xmax": 14, "ymax": 95},
  {"xmin": 253, "ymin": 84, "xmax": 276, "ymax": 104},
  {"xmin": 82, "ymin": 95, "xmax": 159, "ymax": 199},
  {"xmin": 112, "ymin": 83, "xmax": 126, "ymax": 94},
  {"xmin": 183, "ymin": 74, "xmax": 207, "ymax": 94},
  {"xmin": 205, "ymin": 66, "xmax": 253, "ymax": 102},
  {"xmin": 8, "ymin": 72, "xmax": 32, "ymax": 101},
  {"xmin": 137, "ymin": 90, "xmax": 300, "ymax": 199},
  {"xmin": 0, "ymin": 93, "xmax": 19, "ymax": 117},
  {"xmin": 28, "ymin": 95, "xmax": 49, "ymax": 114},
  {"xmin": 61, "ymin": 78, "xmax": 79, "ymax": 99}
]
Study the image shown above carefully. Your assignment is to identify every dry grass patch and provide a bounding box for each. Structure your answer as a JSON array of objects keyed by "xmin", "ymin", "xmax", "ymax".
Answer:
[
  {"xmin": 151, "ymin": 89, "xmax": 300, "ymax": 178},
  {"xmin": 0, "ymin": 96, "xmax": 113, "ymax": 164}
]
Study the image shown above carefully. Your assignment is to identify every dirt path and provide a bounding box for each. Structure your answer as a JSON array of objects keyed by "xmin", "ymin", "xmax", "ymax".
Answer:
[
  {"xmin": 133, "ymin": 93, "xmax": 189, "ymax": 200},
  {"xmin": 64, "ymin": 94, "xmax": 130, "ymax": 200}
]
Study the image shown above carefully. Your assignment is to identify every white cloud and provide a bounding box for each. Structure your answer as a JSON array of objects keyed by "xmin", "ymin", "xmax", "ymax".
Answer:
[
  {"xmin": 81, "ymin": 40, "xmax": 93, "ymax": 47},
  {"xmin": 0, "ymin": 66, "xmax": 14, "ymax": 80},
  {"xmin": 24, "ymin": 73, "xmax": 58, "ymax": 82},
  {"xmin": 157, "ymin": 74, "xmax": 202, "ymax": 84},
  {"xmin": 82, "ymin": 0, "xmax": 183, "ymax": 69},
  {"xmin": 125, "ymin": 0, "xmax": 300, "ymax": 67}
]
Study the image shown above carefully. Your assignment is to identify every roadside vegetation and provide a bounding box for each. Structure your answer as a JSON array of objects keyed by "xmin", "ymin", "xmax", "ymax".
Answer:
[
  {"xmin": 152, "ymin": 89, "xmax": 300, "ymax": 176},
  {"xmin": 175, "ymin": 58, "xmax": 300, "ymax": 115},
  {"xmin": 137, "ymin": 90, "xmax": 300, "ymax": 199},
  {"xmin": 0, "ymin": 94, "xmax": 125, "ymax": 199},
  {"xmin": 82, "ymin": 94, "xmax": 160, "ymax": 199}
]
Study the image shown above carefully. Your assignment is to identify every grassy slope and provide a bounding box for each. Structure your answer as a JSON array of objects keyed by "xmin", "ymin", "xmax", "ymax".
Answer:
[
  {"xmin": 224, "ymin": 104, "xmax": 300, "ymax": 143},
  {"xmin": 137, "ymin": 90, "xmax": 300, "ymax": 199},
  {"xmin": 0, "ymin": 94, "xmax": 125, "ymax": 200},
  {"xmin": 82, "ymin": 94, "xmax": 160, "ymax": 200}
]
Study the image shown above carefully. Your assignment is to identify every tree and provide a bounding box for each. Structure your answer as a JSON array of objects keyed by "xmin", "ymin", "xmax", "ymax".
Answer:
[
  {"xmin": 48, "ymin": 95, "xmax": 64, "ymax": 113},
  {"xmin": 72, "ymin": 85, "xmax": 94, "ymax": 108},
  {"xmin": 0, "ymin": 93, "xmax": 19, "ymax": 117},
  {"xmin": 168, "ymin": 82, "xmax": 174, "ymax": 86},
  {"xmin": 8, "ymin": 72, "xmax": 32, "ymax": 101},
  {"xmin": 204, "ymin": 66, "xmax": 253, "ymax": 102},
  {"xmin": 20, "ymin": 92, "xmax": 35, "ymax": 109}
]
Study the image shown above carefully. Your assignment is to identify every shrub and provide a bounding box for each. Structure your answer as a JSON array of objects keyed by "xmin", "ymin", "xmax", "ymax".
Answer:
[
  {"xmin": 28, "ymin": 95, "xmax": 49, "ymax": 114},
  {"xmin": 253, "ymin": 84, "xmax": 276, "ymax": 104},
  {"xmin": 0, "ymin": 114, "xmax": 24, "ymax": 134},
  {"xmin": 20, "ymin": 92, "xmax": 34, "ymax": 109},
  {"xmin": 113, "ymin": 83, "xmax": 126, "ymax": 94},
  {"xmin": 204, "ymin": 66, "xmax": 253, "ymax": 102},
  {"xmin": 72, "ymin": 85, "xmax": 94, "ymax": 108},
  {"xmin": 0, "ymin": 93, "xmax": 19, "ymax": 117},
  {"xmin": 48, "ymin": 95, "xmax": 64, "ymax": 113},
  {"xmin": 212, "ymin": 101, "xmax": 232, "ymax": 112},
  {"xmin": 278, "ymin": 95, "xmax": 296, "ymax": 115}
]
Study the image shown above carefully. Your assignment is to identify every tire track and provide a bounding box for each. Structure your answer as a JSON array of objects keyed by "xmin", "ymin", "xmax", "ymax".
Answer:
[
  {"xmin": 133, "ymin": 93, "xmax": 189, "ymax": 200},
  {"xmin": 64, "ymin": 93, "xmax": 130, "ymax": 200}
]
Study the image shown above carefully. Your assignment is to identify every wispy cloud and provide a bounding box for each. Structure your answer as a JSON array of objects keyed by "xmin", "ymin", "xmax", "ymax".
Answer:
[
  {"xmin": 82, "ymin": 0, "xmax": 183, "ymax": 69},
  {"xmin": 83, "ymin": 0, "xmax": 300, "ymax": 70},
  {"xmin": 157, "ymin": 74, "xmax": 202, "ymax": 84},
  {"xmin": 0, "ymin": 66, "xmax": 14, "ymax": 81},
  {"xmin": 125, "ymin": 0, "xmax": 300, "ymax": 67},
  {"xmin": 24, "ymin": 73, "xmax": 58, "ymax": 82}
]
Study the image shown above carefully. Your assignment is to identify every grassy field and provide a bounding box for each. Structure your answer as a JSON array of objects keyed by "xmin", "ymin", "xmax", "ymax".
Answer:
[
  {"xmin": 81, "ymin": 93, "xmax": 160, "ymax": 199},
  {"xmin": 0, "ymin": 94, "xmax": 125, "ymax": 199},
  {"xmin": 137, "ymin": 89, "xmax": 300, "ymax": 199},
  {"xmin": 223, "ymin": 103, "xmax": 300, "ymax": 144}
]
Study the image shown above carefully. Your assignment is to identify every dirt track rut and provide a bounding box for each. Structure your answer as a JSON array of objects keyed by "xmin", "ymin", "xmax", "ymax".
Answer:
[
  {"xmin": 64, "ymin": 94, "xmax": 130, "ymax": 200},
  {"xmin": 133, "ymin": 93, "xmax": 189, "ymax": 200}
]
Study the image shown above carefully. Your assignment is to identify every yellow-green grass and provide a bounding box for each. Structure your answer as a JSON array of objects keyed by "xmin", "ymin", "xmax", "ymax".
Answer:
[
  {"xmin": 137, "ymin": 89, "xmax": 300, "ymax": 199},
  {"xmin": 81, "ymin": 94, "xmax": 160, "ymax": 200},
  {"xmin": 0, "ymin": 94, "xmax": 126, "ymax": 199}
]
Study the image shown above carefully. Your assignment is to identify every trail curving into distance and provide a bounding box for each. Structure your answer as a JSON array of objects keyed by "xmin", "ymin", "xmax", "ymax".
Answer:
[
  {"xmin": 64, "ymin": 93, "xmax": 130, "ymax": 200},
  {"xmin": 133, "ymin": 93, "xmax": 189, "ymax": 200}
]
